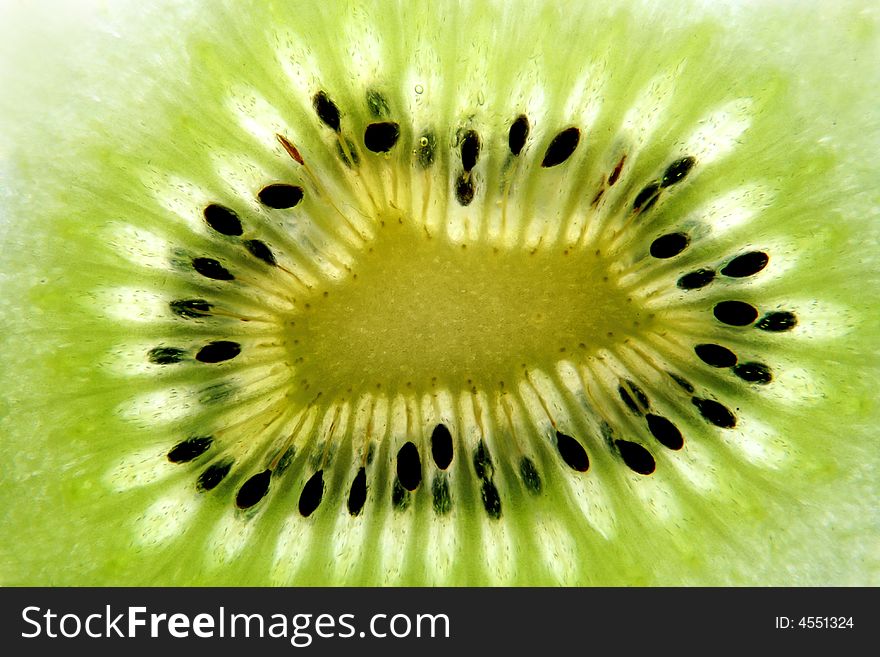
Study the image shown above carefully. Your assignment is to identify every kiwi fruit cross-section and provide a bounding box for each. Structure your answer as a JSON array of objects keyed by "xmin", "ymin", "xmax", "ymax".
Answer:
[{"xmin": 1, "ymin": 0, "xmax": 879, "ymax": 586}]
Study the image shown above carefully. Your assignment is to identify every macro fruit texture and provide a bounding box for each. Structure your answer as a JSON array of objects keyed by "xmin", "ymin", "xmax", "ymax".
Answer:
[{"xmin": 1, "ymin": 0, "xmax": 878, "ymax": 586}]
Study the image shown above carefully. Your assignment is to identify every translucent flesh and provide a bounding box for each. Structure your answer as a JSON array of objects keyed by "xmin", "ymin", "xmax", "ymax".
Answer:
[{"xmin": 1, "ymin": 0, "xmax": 879, "ymax": 585}]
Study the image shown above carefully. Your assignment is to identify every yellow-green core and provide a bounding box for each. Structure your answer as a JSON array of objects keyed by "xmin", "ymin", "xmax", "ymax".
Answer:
[{"xmin": 287, "ymin": 215, "xmax": 653, "ymax": 399}]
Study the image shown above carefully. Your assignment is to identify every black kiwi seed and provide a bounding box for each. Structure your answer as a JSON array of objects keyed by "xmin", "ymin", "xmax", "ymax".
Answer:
[
  {"xmin": 645, "ymin": 414, "xmax": 684, "ymax": 450},
  {"xmin": 455, "ymin": 172, "xmax": 476, "ymax": 206},
  {"xmin": 472, "ymin": 441, "xmax": 494, "ymax": 480},
  {"xmin": 430, "ymin": 423, "xmax": 454, "ymax": 470},
  {"xmin": 347, "ymin": 467, "xmax": 367, "ymax": 516},
  {"xmin": 650, "ymin": 232, "xmax": 689, "ymax": 259},
  {"xmin": 694, "ymin": 343, "xmax": 738, "ymax": 368},
  {"xmin": 170, "ymin": 298, "xmax": 213, "ymax": 319},
  {"xmin": 626, "ymin": 380, "xmax": 650, "ymax": 409},
  {"xmin": 618, "ymin": 385, "xmax": 641, "ymax": 415},
  {"xmin": 431, "ymin": 475, "xmax": 452, "ymax": 515},
  {"xmin": 691, "ymin": 397, "xmax": 737, "ymax": 429},
  {"xmin": 167, "ymin": 435, "xmax": 213, "ymax": 463},
  {"xmin": 733, "ymin": 362, "xmax": 773, "ymax": 385},
  {"xmin": 299, "ymin": 470, "xmax": 325, "ymax": 517},
  {"xmin": 195, "ymin": 340, "xmax": 241, "ymax": 363},
  {"xmin": 235, "ymin": 469, "xmax": 271, "ymax": 509},
  {"xmin": 480, "ymin": 480, "xmax": 502, "ymax": 519},
  {"xmin": 660, "ymin": 155, "xmax": 696, "ymax": 187},
  {"xmin": 713, "ymin": 300, "xmax": 759, "ymax": 326},
  {"xmin": 392, "ymin": 478, "xmax": 409, "ymax": 510},
  {"xmin": 396, "ymin": 441, "xmax": 422, "ymax": 491},
  {"xmin": 508, "ymin": 114, "xmax": 530, "ymax": 156},
  {"xmin": 756, "ymin": 311, "xmax": 798, "ymax": 332},
  {"xmin": 312, "ymin": 90, "xmax": 341, "ymax": 132},
  {"xmin": 244, "ymin": 239, "xmax": 277, "ymax": 266},
  {"xmin": 460, "ymin": 129, "xmax": 481, "ymax": 172},
  {"xmin": 615, "ymin": 440, "xmax": 656, "ymax": 475},
  {"xmin": 258, "ymin": 183, "xmax": 304, "ymax": 209},
  {"xmin": 641, "ymin": 194, "xmax": 660, "ymax": 213},
  {"xmin": 555, "ymin": 431, "xmax": 590, "ymax": 472},
  {"xmin": 633, "ymin": 181, "xmax": 661, "ymax": 212},
  {"xmin": 416, "ymin": 131, "xmax": 437, "ymax": 169},
  {"xmin": 677, "ymin": 268, "xmax": 716, "ymax": 290},
  {"xmin": 203, "ymin": 203, "xmax": 244, "ymax": 236},
  {"xmin": 540, "ymin": 127, "xmax": 580, "ymax": 168},
  {"xmin": 519, "ymin": 457, "xmax": 542, "ymax": 494},
  {"xmin": 668, "ymin": 372, "xmax": 695, "ymax": 393},
  {"xmin": 366, "ymin": 88, "xmax": 390, "ymax": 118},
  {"xmin": 197, "ymin": 459, "xmax": 233, "ymax": 492},
  {"xmin": 721, "ymin": 251, "xmax": 769, "ymax": 278},
  {"xmin": 364, "ymin": 121, "xmax": 400, "ymax": 153},
  {"xmin": 192, "ymin": 257, "xmax": 234, "ymax": 281},
  {"xmin": 148, "ymin": 346, "xmax": 186, "ymax": 365}
]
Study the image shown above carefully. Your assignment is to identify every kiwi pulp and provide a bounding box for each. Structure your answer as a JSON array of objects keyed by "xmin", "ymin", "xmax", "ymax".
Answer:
[{"xmin": 1, "ymin": 0, "xmax": 879, "ymax": 586}]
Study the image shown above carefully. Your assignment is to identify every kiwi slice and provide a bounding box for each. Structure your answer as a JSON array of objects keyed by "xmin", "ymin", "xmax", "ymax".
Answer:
[{"xmin": 1, "ymin": 1, "xmax": 879, "ymax": 586}]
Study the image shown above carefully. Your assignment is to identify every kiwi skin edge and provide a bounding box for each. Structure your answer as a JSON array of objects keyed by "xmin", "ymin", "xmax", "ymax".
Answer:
[{"xmin": 0, "ymin": 0, "xmax": 878, "ymax": 587}]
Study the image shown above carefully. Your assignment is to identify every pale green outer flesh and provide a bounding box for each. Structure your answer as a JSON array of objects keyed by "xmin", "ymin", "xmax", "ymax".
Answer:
[{"xmin": 0, "ymin": 0, "xmax": 878, "ymax": 586}]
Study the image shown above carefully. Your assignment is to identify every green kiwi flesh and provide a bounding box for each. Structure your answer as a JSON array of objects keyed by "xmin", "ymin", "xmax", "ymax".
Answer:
[{"xmin": 1, "ymin": 0, "xmax": 879, "ymax": 586}]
